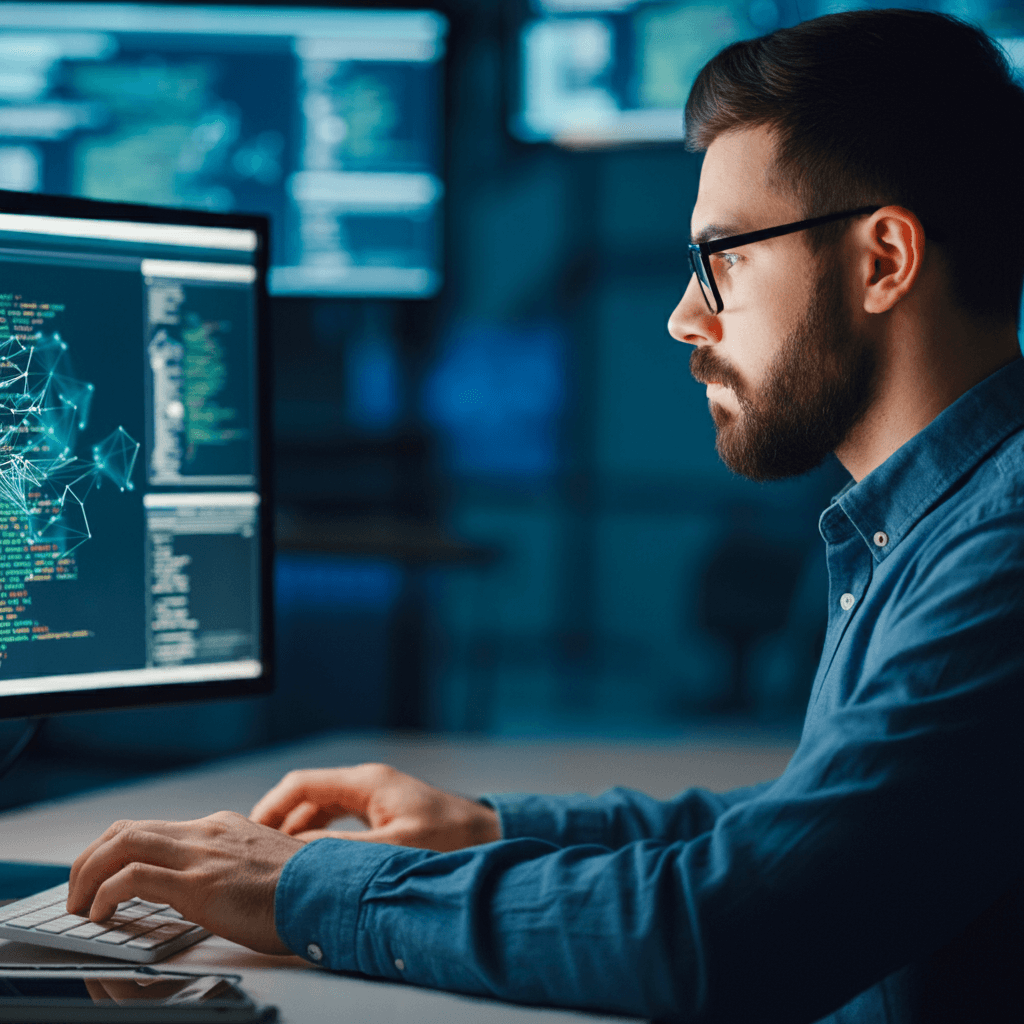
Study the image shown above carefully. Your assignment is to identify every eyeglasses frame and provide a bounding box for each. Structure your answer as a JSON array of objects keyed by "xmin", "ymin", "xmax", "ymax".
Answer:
[{"xmin": 687, "ymin": 205, "xmax": 883, "ymax": 314}]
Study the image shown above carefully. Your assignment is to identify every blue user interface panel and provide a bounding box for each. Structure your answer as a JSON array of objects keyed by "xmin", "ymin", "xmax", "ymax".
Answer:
[
  {"xmin": 0, "ymin": 203, "xmax": 264, "ymax": 700},
  {"xmin": 515, "ymin": 1, "xmax": 1024, "ymax": 148},
  {"xmin": 0, "ymin": 3, "xmax": 446, "ymax": 297},
  {"xmin": 514, "ymin": 0, "xmax": 770, "ymax": 146}
]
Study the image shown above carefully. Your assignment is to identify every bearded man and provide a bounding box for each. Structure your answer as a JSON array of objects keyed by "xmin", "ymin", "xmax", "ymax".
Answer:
[{"xmin": 67, "ymin": 10, "xmax": 1023, "ymax": 1024}]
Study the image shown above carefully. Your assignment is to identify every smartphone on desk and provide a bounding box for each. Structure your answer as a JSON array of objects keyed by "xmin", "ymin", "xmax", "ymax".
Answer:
[{"xmin": 0, "ymin": 967, "xmax": 276, "ymax": 1023}]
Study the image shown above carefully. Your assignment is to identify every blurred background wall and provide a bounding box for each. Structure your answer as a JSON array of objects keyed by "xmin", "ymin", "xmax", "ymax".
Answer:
[{"xmin": 1, "ymin": 0, "xmax": 1022, "ymax": 807}]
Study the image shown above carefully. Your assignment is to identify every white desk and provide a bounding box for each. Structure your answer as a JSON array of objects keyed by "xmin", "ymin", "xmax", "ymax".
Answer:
[{"xmin": 0, "ymin": 731, "xmax": 795, "ymax": 1024}]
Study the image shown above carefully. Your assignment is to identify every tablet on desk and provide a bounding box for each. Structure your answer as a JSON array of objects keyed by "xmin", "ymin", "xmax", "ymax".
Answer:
[{"xmin": 0, "ymin": 967, "xmax": 275, "ymax": 1023}]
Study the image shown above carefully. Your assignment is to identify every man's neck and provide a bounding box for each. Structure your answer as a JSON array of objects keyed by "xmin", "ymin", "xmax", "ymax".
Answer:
[{"xmin": 835, "ymin": 321, "xmax": 1021, "ymax": 482}]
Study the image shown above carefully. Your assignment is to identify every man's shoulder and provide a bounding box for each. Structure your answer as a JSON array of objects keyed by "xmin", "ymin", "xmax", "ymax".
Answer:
[
  {"xmin": 985, "ymin": 415, "xmax": 1024, "ymax": 489},
  {"xmin": 884, "ymin": 420, "xmax": 1024, "ymax": 601},
  {"xmin": 825, "ymin": 414, "xmax": 1024, "ymax": 649},
  {"xmin": 922, "ymin": 416, "xmax": 1024, "ymax": 539}
]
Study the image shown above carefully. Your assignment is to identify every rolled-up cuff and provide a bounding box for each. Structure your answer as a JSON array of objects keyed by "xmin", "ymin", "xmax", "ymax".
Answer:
[{"xmin": 274, "ymin": 837, "xmax": 402, "ymax": 971}]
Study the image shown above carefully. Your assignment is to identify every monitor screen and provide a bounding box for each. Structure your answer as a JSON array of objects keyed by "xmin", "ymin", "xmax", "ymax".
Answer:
[
  {"xmin": 0, "ymin": 2, "xmax": 446, "ymax": 297},
  {"xmin": 0, "ymin": 188, "xmax": 271, "ymax": 720},
  {"xmin": 513, "ymin": 0, "xmax": 771, "ymax": 146}
]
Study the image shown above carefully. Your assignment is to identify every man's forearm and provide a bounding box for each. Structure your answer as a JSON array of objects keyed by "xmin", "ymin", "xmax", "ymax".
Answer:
[{"xmin": 482, "ymin": 780, "xmax": 774, "ymax": 848}]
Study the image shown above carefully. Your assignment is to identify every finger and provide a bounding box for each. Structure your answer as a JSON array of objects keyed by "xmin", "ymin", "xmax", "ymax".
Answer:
[
  {"xmin": 70, "ymin": 819, "xmax": 135, "ymax": 892},
  {"xmin": 70, "ymin": 818, "xmax": 190, "ymax": 893},
  {"xmin": 249, "ymin": 767, "xmax": 379, "ymax": 827},
  {"xmin": 68, "ymin": 828, "xmax": 190, "ymax": 916},
  {"xmin": 249, "ymin": 770, "xmax": 343, "ymax": 826},
  {"xmin": 90, "ymin": 862, "xmax": 183, "ymax": 921},
  {"xmin": 279, "ymin": 800, "xmax": 328, "ymax": 835}
]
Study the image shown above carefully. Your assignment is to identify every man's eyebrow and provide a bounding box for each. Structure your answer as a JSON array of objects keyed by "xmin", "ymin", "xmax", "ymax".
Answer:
[{"xmin": 690, "ymin": 223, "xmax": 743, "ymax": 245}]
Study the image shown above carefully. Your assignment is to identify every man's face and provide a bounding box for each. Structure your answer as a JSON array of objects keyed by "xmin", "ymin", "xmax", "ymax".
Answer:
[{"xmin": 668, "ymin": 126, "xmax": 875, "ymax": 481}]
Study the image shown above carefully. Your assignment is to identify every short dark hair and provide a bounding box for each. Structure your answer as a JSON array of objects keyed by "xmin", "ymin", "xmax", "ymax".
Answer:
[{"xmin": 685, "ymin": 9, "xmax": 1024, "ymax": 325}]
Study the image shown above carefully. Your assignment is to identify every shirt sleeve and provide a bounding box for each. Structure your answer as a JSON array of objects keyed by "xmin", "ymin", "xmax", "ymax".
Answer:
[
  {"xmin": 480, "ymin": 780, "xmax": 773, "ymax": 847},
  {"xmin": 274, "ymin": 515, "xmax": 1023, "ymax": 1023}
]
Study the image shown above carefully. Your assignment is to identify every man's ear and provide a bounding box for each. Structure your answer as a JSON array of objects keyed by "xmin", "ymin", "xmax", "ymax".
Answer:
[{"xmin": 858, "ymin": 206, "xmax": 926, "ymax": 314}]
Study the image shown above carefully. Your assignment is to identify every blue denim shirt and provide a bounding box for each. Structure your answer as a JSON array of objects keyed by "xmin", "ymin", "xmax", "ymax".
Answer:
[{"xmin": 275, "ymin": 358, "xmax": 1024, "ymax": 1023}]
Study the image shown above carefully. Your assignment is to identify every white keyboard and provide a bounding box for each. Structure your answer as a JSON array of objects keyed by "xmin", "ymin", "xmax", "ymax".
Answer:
[{"xmin": 0, "ymin": 882, "xmax": 209, "ymax": 963}]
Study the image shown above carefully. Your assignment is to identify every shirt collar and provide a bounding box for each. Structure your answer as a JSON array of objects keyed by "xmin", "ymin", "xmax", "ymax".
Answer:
[{"xmin": 822, "ymin": 356, "xmax": 1024, "ymax": 560}]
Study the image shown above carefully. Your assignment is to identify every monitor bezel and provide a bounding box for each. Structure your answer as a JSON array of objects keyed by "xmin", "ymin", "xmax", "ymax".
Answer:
[{"xmin": 0, "ymin": 187, "xmax": 274, "ymax": 722}]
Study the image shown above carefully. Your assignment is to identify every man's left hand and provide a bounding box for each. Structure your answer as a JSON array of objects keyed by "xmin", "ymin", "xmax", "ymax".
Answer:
[{"xmin": 66, "ymin": 812, "xmax": 305, "ymax": 955}]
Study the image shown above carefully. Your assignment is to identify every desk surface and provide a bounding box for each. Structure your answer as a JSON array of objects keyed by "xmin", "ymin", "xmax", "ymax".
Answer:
[{"xmin": 0, "ymin": 731, "xmax": 795, "ymax": 1024}]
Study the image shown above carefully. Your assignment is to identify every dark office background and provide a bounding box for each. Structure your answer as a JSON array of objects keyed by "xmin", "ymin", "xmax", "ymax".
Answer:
[{"xmin": 2, "ymin": 0, "xmax": 1023, "ymax": 809}]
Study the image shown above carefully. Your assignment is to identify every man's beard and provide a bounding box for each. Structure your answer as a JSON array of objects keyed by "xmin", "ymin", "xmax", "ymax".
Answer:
[{"xmin": 690, "ymin": 259, "xmax": 876, "ymax": 482}]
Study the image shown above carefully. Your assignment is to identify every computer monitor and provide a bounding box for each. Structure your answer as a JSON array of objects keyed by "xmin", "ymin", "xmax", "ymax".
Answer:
[
  {"xmin": 0, "ymin": 187, "xmax": 272, "ymax": 721},
  {"xmin": 0, "ymin": 2, "xmax": 446, "ymax": 297},
  {"xmin": 513, "ymin": 0, "xmax": 772, "ymax": 146}
]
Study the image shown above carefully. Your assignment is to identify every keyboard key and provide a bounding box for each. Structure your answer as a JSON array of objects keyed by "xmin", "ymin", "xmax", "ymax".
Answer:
[
  {"xmin": 96, "ymin": 918, "xmax": 168, "ymax": 943},
  {"xmin": 35, "ymin": 914, "xmax": 91, "ymax": 934},
  {"xmin": 148, "ymin": 920, "xmax": 193, "ymax": 937},
  {"xmin": 121, "ymin": 924, "xmax": 177, "ymax": 948},
  {"xmin": 0, "ymin": 901, "xmax": 52, "ymax": 923},
  {"xmin": 120, "ymin": 920, "xmax": 162, "ymax": 936},
  {"xmin": 112, "ymin": 905, "xmax": 154, "ymax": 921},
  {"xmin": 126, "ymin": 923, "xmax": 202, "ymax": 950},
  {"xmin": 133, "ymin": 900, "xmax": 171, "ymax": 913},
  {"xmin": 0, "ymin": 895, "xmax": 59, "ymax": 920},
  {"xmin": 64, "ymin": 921, "xmax": 115, "ymax": 939},
  {"xmin": 125, "ymin": 931, "xmax": 174, "ymax": 950},
  {"xmin": 144, "ymin": 917, "xmax": 188, "ymax": 933},
  {"xmin": 5, "ymin": 907, "xmax": 68, "ymax": 928}
]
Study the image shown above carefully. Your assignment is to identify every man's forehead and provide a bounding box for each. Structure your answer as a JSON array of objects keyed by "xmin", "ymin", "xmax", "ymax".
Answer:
[{"xmin": 690, "ymin": 126, "xmax": 797, "ymax": 239}]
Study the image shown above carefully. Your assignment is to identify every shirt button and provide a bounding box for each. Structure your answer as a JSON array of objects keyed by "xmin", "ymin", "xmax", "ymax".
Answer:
[
  {"xmin": 306, "ymin": 943, "xmax": 323, "ymax": 962},
  {"xmin": 840, "ymin": 592, "xmax": 856, "ymax": 611},
  {"xmin": 873, "ymin": 531, "xmax": 889, "ymax": 547},
  {"xmin": 394, "ymin": 958, "xmax": 405, "ymax": 971}
]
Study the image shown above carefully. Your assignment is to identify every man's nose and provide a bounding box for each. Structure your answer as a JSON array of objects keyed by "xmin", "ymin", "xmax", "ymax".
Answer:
[{"xmin": 668, "ymin": 273, "xmax": 720, "ymax": 347}]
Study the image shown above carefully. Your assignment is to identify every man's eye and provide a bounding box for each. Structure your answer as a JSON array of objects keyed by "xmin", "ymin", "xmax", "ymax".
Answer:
[{"xmin": 712, "ymin": 252, "xmax": 741, "ymax": 268}]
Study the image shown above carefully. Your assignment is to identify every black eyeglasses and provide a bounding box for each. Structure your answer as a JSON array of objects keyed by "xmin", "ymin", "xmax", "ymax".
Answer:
[{"xmin": 687, "ymin": 205, "xmax": 882, "ymax": 314}]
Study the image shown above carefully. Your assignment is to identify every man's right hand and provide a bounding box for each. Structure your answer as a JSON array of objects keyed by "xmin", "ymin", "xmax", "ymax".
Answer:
[{"xmin": 249, "ymin": 764, "xmax": 502, "ymax": 852}]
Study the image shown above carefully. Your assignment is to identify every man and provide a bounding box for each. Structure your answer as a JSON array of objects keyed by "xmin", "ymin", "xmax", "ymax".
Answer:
[{"xmin": 67, "ymin": 10, "xmax": 1023, "ymax": 1023}]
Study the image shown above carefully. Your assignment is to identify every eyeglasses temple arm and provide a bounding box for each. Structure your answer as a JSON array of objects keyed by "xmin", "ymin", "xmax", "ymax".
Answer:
[{"xmin": 700, "ymin": 205, "xmax": 882, "ymax": 254}]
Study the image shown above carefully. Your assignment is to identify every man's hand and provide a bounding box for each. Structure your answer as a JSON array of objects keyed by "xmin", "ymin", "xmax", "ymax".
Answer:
[
  {"xmin": 67, "ymin": 811, "xmax": 305, "ymax": 955},
  {"xmin": 249, "ymin": 763, "xmax": 502, "ymax": 852}
]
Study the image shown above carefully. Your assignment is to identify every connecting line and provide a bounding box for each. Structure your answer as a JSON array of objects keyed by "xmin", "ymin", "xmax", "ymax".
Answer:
[{"xmin": 0, "ymin": 718, "xmax": 46, "ymax": 785}]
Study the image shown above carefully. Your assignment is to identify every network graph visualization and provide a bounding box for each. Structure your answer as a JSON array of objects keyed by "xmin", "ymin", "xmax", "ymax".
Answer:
[
  {"xmin": 0, "ymin": 3, "xmax": 446, "ymax": 298},
  {"xmin": 0, "ymin": 195, "xmax": 267, "ymax": 717},
  {"xmin": 0, "ymin": 316, "xmax": 140, "ymax": 659},
  {"xmin": 0, "ymin": 323, "xmax": 139, "ymax": 555}
]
